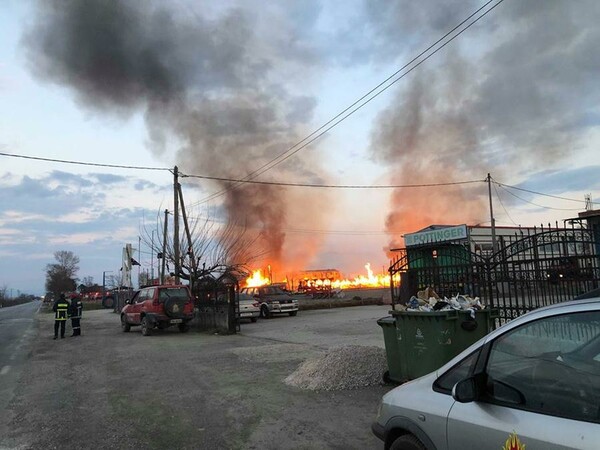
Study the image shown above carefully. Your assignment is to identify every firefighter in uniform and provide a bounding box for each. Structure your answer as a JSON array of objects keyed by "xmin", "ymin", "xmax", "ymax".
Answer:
[
  {"xmin": 52, "ymin": 293, "xmax": 69, "ymax": 339},
  {"xmin": 69, "ymin": 295, "xmax": 83, "ymax": 337}
]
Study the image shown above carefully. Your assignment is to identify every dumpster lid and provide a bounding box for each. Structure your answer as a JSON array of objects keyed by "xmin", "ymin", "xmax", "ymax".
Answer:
[{"xmin": 377, "ymin": 316, "xmax": 396, "ymax": 324}]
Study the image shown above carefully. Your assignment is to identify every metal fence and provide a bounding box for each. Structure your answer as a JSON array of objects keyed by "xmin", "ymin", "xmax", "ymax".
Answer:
[{"xmin": 390, "ymin": 223, "xmax": 600, "ymax": 327}]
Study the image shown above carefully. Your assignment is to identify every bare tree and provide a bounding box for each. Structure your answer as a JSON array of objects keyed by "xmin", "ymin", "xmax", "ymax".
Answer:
[{"xmin": 142, "ymin": 207, "xmax": 263, "ymax": 287}]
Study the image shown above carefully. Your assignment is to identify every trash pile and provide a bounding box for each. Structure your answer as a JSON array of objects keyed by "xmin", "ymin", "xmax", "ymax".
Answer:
[{"xmin": 401, "ymin": 287, "xmax": 485, "ymax": 317}]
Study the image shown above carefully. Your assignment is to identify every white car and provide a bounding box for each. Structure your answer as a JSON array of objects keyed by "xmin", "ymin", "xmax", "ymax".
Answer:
[
  {"xmin": 237, "ymin": 293, "xmax": 260, "ymax": 323},
  {"xmin": 239, "ymin": 285, "xmax": 299, "ymax": 319},
  {"xmin": 373, "ymin": 298, "xmax": 600, "ymax": 450}
]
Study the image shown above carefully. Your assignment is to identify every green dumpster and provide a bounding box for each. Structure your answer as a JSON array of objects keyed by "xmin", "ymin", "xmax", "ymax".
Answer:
[
  {"xmin": 384, "ymin": 308, "xmax": 498, "ymax": 381},
  {"xmin": 377, "ymin": 317, "xmax": 408, "ymax": 383}
]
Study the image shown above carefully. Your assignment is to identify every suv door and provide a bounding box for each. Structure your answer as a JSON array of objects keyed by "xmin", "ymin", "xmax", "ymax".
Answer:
[
  {"xmin": 128, "ymin": 289, "xmax": 147, "ymax": 325},
  {"xmin": 446, "ymin": 310, "xmax": 600, "ymax": 449}
]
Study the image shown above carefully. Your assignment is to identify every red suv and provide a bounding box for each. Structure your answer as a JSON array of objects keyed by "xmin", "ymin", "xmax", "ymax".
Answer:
[{"xmin": 120, "ymin": 285, "xmax": 195, "ymax": 336}]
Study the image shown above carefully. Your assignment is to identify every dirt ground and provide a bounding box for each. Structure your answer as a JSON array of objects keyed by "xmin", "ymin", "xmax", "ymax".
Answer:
[{"xmin": 0, "ymin": 306, "xmax": 393, "ymax": 450}]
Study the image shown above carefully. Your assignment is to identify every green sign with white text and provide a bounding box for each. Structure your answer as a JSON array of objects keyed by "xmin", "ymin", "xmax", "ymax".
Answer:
[{"xmin": 404, "ymin": 225, "xmax": 468, "ymax": 247}]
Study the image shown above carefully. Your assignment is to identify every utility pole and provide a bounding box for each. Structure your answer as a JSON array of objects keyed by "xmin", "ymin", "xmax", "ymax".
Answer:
[
  {"xmin": 173, "ymin": 166, "xmax": 180, "ymax": 284},
  {"xmin": 161, "ymin": 209, "xmax": 168, "ymax": 284},
  {"xmin": 487, "ymin": 173, "xmax": 498, "ymax": 254},
  {"xmin": 151, "ymin": 230, "xmax": 155, "ymax": 281},
  {"xmin": 178, "ymin": 183, "xmax": 197, "ymax": 292},
  {"xmin": 138, "ymin": 235, "xmax": 141, "ymax": 288}
]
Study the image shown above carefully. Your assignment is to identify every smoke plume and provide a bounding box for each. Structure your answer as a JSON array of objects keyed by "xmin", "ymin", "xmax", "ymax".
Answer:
[
  {"xmin": 23, "ymin": 0, "xmax": 330, "ymax": 273},
  {"xmin": 22, "ymin": 0, "xmax": 600, "ymax": 272},
  {"xmin": 366, "ymin": 0, "xmax": 600, "ymax": 248}
]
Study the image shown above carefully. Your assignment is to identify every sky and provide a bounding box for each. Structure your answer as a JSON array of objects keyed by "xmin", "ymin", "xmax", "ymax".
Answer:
[{"xmin": 1, "ymin": 0, "xmax": 600, "ymax": 296}]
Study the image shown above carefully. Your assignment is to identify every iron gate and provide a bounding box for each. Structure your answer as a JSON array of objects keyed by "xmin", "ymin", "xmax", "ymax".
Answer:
[
  {"xmin": 390, "ymin": 224, "xmax": 600, "ymax": 326},
  {"xmin": 193, "ymin": 273, "xmax": 239, "ymax": 333}
]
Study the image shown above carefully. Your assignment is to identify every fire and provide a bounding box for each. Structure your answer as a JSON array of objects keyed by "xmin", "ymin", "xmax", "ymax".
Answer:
[
  {"xmin": 245, "ymin": 269, "xmax": 271, "ymax": 287},
  {"xmin": 244, "ymin": 263, "xmax": 396, "ymax": 290},
  {"xmin": 332, "ymin": 263, "xmax": 390, "ymax": 289}
]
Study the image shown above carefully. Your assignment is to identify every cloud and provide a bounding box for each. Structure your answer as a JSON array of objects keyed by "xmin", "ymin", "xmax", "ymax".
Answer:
[
  {"xmin": 90, "ymin": 173, "xmax": 128, "ymax": 185},
  {"xmin": 0, "ymin": 174, "xmax": 160, "ymax": 294},
  {"xmin": 517, "ymin": 167, "xmax": 600, "ymax": 195},
  {"xmin": 0, "ymin": 175, "xmax": 102, "ymax": 216}
]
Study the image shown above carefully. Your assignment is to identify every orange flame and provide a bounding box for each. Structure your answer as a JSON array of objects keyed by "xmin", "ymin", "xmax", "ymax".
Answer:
[
  {"xmin": 330, "ymin": 263, "xmax": 390, "ymax": 289},
  {"xmin": 245, "ymin": 269, "xmax": 271, "ymax": 287},
  {"xmin": 245, "ymin": 263, "xmax": 398, "ymax": 290}
]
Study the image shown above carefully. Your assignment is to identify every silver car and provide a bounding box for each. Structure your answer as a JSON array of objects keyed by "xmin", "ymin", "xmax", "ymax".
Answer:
[
  {"xmin": 373, "ymin": 298, "xmax": 600, "ymax": 450},
  {"xmin": 237, "ymin": 293, "xmax": 260, "ymax": 322}
]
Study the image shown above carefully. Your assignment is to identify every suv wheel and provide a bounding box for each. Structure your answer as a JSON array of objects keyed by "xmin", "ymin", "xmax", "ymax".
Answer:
[
  {"xmin": 121, "ymin": 315, "xmax": 131, "ymax": 332},
  {"xmin": 289, "ymin": 311, "xmax": 297, "ymax": 316},
  {"xmin": 260, "ymin": 305, "xmax": 271, "ymax": 319},
  {"xmin": 141, "ymin": 317, "xmax": 152, "ymax": 336}
]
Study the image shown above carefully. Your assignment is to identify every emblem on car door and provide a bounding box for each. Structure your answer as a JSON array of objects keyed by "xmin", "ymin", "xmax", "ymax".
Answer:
[
  {"xmin": 502, "ymin": 432, "xmax": 525, "ymax": 450},
  {"xmin": 173, "ymin": 304, "xmax": 180, "ymax": 313}
]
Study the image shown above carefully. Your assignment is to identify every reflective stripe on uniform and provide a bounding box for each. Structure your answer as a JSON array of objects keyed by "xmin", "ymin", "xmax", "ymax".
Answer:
[{"xmin": 55, "ymin": 302, "xmax": 69, "ymax": 320}]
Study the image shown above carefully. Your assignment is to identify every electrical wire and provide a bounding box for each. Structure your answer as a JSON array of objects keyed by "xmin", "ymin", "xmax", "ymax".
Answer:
[
  {"xmin": 496, "ymin": 184, "xmax": 582, "ymax": 211},
  {"xmin": 0, "ymin": 151, "xmax": 170, "ymax": 172},
  {"xmin": 4, "ymin": 147, "xmax": 594, "ymax": 215},
  {"xmin": 180, "ymin": 174, "xmax": 485, "ymax": 189},
  {"xmin": 188, "ymin": 0, "xmax": 506, "ymax": 206},
  {"xmin": 0, "ymin": 149, "xmax": 485, "ymax": 190},
  {"xmin": 493, "ymin": 182, "xmax": 518, "ymax": 226},
  {"xmin": 493, "ymin": 179, "xmax": 598, "ymax": 205}
]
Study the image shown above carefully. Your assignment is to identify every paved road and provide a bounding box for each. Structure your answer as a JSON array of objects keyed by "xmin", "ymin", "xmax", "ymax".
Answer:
[{"xmin": 0, "ymin": 301, "xmax": 40, "ymax": 415}]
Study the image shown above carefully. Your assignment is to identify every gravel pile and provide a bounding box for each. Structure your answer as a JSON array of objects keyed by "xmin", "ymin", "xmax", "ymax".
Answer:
[{"xmin": 284, "ymin": 345, "xmax": 387, "ymax": 391}]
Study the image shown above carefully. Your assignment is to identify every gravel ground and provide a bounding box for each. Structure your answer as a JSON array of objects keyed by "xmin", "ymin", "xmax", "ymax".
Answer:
[
  {"xmin": 0, "ymin": 306, "xmax": 393, "ymax": 450},
  {"xmin": 285, "ymin": 346, "xmax": 387, "ymax": 391}
]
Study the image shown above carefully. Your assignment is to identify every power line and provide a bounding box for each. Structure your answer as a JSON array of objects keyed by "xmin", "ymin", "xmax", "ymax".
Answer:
[
  {"xmin": 496, "ymin": 184, "xmax": 582, "ymax": 211},
  {"xmin": 494, "ymin": 180, "xmax": 598, "ymax": 205},
  {"xmin": 0, "ymin": 151, "xmax": 171, "ymax": 172},
  {"xmin": 181, "ymin": 174, "xmax": 485, "ymax": 189},
  {"xmin": 1, "ymin": 149, "xmax": 484, "ymax": 190},
  {"xmin": 4, "ymin": 148, "xmax": 594, "ymax": 213},
  {"xmin": 190, "ymin": 0, "xmax": 506, "ymax": 206},
  {"xmin": 493, "ymin": 182, "xmax": 518, "ymax": 226}
]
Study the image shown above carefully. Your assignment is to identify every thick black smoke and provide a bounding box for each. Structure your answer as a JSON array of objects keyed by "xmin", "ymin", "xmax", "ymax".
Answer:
[{"xmin": 23, "ymin": 0, "xmax": 331, "ymax": 270}]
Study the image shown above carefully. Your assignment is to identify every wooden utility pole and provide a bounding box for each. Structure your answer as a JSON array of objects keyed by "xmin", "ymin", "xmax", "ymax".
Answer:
[
  {"xmin": 177, "ymin": 184, "xmax": 197, "ymax": 292},
  {"xmin": 173, "ymin": 166, "xmax": 180, "ymax": 284},
  {"xmin": 161, "ymin": 209, "xmax": 168, "ymax": 284},
  {"xmin": 487, "ymin": 173, "xmax": 498, "ymax": 254}
]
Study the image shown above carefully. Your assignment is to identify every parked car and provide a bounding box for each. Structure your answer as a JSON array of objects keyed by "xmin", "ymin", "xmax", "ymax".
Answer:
[
  {"xmin": 240, "ymin": 285, "xmax": 299, "ymax": 319},
  {"xmin": 237, "ymin": 293, "xmax": 260, "ymax": 322},
  {"xmin": 372, "ymin": 297, "xmax": 600, "ymax": 450},
  {"xmin": 120, "ymin": 285, "xmax": 195, "ymax": 336}
]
